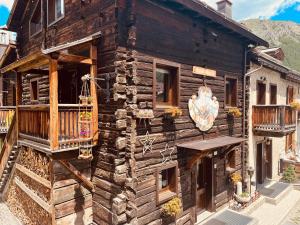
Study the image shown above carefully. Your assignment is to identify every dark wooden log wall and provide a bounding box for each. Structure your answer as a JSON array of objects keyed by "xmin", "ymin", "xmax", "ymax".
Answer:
[{"xmin": 130, "ymin": 1, "xmax": 245, "ymax": 224}]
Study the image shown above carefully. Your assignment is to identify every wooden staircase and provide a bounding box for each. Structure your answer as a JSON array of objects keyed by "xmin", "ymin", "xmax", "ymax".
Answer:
[{"xmin": 0, "ymin": 114, "xmax": 18, "ymax": 192}]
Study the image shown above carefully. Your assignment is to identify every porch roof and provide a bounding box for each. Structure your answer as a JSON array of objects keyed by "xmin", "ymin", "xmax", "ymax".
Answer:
[{"xmin": 177, "ymin": 136, "xmax": 245, "ymax": 151}]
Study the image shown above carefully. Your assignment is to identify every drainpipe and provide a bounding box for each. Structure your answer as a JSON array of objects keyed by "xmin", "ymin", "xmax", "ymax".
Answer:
[{"xmin": 242, "ymin": 49, "xmax": 263, "ymax": 188}]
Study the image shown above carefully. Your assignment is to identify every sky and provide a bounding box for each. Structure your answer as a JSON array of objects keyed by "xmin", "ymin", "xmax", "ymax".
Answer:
[{"xmin": 0, "ymin": 0, "xmax": 299, "ymax": 26}]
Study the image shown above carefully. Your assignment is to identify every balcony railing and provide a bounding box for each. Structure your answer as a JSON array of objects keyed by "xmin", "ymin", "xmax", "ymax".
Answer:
[
  {"xmin": 252, "ymin": 105, "xmax": 296, "ymax": 137},
  {"xmin": 0, "ymin": 107, "xmax": 15, "ymax": 134},
  {"xmin": 18, "ymin": 104, "xmax": 93, "ymax": 150}
]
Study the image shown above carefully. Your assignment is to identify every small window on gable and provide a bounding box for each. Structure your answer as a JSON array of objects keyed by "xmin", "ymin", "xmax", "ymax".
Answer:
[
  {"xmin": 30, "ymin": 0, "xmax": 42, "ymax": 37},
  {"xmin": 30, "ymin": 79, "xmax": 39, "ymax": 101},
  {"xmin": 154, "ymin": 60, "xmax": 180, "ymax": 108},
  {"xmin": 270, "ymin": 84, "xmax": 277, "ymax": 105},
  {"xmin": 156, "ymin": 163, "xmax": 178, "ymax": 204},
  {"xmin": 225, "ymin": 77, "xmax": 237, "ymax": 107},
  {"xmin": 48, "ymin": 0, "xmax": 65, "ymax": 26}
]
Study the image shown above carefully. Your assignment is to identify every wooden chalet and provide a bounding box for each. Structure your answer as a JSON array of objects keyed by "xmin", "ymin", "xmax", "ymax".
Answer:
[{"xmin": 0, "ymin": 0, "xmax": 268, "ymax": 225}]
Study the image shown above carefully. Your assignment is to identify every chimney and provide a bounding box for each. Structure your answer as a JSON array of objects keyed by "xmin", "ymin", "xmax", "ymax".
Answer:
[{"xmin": 217, "ymin": 0, "xmax": 232, "ymax": 18}]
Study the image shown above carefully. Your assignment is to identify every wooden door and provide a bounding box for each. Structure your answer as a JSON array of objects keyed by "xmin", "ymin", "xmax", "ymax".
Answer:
[
  {"xmin": 256, "ymin": 143, "xmax": 265, "ymax": 184},
  {"xmin": 287, "ymin": 86, "xmax": 294, "ymax": 104},
  {"xmin": 196, "ymin": 157, "xmax": 212, "ymax": 213},
  {"xmin": 265, "ymin": 140, "xmax": 273, "ymax": 179}
]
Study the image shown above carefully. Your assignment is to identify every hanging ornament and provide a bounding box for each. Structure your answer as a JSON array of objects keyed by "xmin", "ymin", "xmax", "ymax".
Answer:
[
  {"xmin": 139, "ymin": 131, "xmax": 156, "ymax": 156},
  {"xmin": 160, "ymin": 143, "xmax": 175, "ymax": 164}
]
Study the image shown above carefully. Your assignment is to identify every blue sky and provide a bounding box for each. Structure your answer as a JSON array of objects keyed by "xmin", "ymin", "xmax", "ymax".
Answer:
[{"xmin": 0, "ymin": 0, "xmax": 299, "ymax": 26}]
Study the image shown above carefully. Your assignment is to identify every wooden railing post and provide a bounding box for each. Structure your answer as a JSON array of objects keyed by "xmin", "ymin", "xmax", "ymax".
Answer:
[
  {"xmin": 16, "ymin": 72, "xmax": 22, "ymax": 137},
  {"xmin": 90, "ymin": 43, "xmax": 98, "ymax": 145},
  {"xmin": 280, "ymin": 106, "xmax": 285, "ymax": 130},
  {"xmin": 49, "ymin": 59, "xmax": 59, "ymax": 150}
]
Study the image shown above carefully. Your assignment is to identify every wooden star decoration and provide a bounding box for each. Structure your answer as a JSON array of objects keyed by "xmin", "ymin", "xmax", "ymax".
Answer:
[
  {"xmin": 160, "ymin": 143, "xmax": 175, "ymax": 164},
  {"xmin": 139, "ymin": 131, "xmax": 156, "ymax": 156}
]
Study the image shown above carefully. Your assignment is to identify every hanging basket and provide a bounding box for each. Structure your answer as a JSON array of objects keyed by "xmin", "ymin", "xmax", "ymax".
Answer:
[{"xmin": 78, "ymin": 146, "xmax": 93, "ymax": 160}]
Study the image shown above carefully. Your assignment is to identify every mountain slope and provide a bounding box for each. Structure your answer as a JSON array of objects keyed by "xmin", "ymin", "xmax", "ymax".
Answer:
[{"xmin": 242, "ymin": 19, "xmax": 300, "ymax": 71}]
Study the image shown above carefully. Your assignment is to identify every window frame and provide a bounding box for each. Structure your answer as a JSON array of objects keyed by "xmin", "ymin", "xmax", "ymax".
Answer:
[
  {"xmin": 30, "ymin": 78, "xmax": 39, "ymax": 102},
  {"xmin": 269, "ymin": 83, "xmax": 277, "ymax": 105},
  {"xmin": 224, "ymin": 75, "xmax": 238, "ymax": 108},
  {"xmin": 153, "ymin": 59, "xmax": 180, "ymax": 109},
  {"xmin": 256, "ymin": 81, "xmax": 266, "ymax": 105},
  {"xmin": 47, "ymin": 0, "xmax": 65, "ymax": 27},
  {"xmin": 29, "ymin": 0, "xmax": 43, "ymax": 38},
  {"xmin": 156, "ymin": 161, "xmax": 178, "ymax": 205}
]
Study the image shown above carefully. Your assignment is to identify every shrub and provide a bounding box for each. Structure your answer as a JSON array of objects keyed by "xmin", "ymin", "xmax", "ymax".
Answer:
[{"xmin": 283, "ymin": 165, "xmax": 296, "ymax": 183}]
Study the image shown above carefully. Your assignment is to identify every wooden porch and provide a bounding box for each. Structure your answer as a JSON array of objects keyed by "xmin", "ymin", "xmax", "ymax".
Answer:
[{"xmin": 252, "ymin": 105, "xmax": 296, "ymax": 137}]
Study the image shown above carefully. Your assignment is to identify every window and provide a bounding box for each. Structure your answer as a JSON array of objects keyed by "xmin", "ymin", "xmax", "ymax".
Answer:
[
  {"xmin": 154, "ymin": 60, "xmax": 179, "ymax": 108},
  {"xmin": 225, "ymin": 77, "xmax": 237, "ymax": 107},
  {"xmin": 270, "ymin": 84, "xmax": 277, "ymax": 105},
  {"xmin": 48, "ymin": 0, "xmax": 64, "ymax": 26},
  {"xmin": 29, "ymin": 0, "xmax": 42, "ymax": 37},
  {"xmin": 30, "ymin": 79, "xmax": 39, "ymax": 101},
  {"xmin": 287, "ymin": 86, "xmax": 294, "ymax": 104},
  {"xmin": 156, "ymin": 163, "xmax": 178, "ymax": 204},
  {"xmin": 257, "ymin": 81, "xmax": 266, "ymax": 105}
]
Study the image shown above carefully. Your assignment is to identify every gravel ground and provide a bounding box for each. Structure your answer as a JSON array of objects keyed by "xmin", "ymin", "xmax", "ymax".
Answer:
[
  {"xmin": 281, "ymin": 198, "xmax": 300, "ymax": 225},
  {"xmin": 0, "ymin": 201, "xmax": 22, "ymax": 225}
]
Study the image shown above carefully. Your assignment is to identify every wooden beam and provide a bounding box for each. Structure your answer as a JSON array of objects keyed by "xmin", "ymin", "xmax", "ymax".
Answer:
[
  {"xmin": 58, "ymin": 160, "xmax": 95, "ymax": 192},
  {"xmin": 49, "ymin": 59, "xmax": 59, "ymax": 150},
  {"xmin": 15, "ymin": 164, "xmax": 51, "ymax": 188},
  {"xmin": 17, "ymin": 58, "xmax": 49, "ymax": 73},
  {"xmin": 58, "ymin": 53, "xmax": 92, "ymax": 65},
  {"xmin": 90, "ymin": 44, "xmax": 99, "ymax": 145},
  {"xmin": 1, "ymin": 51, "xmax": 45, "ymax": 73},
  {"xmin": 16, "ymin": 72, "xmax": 22, "ymax": 136},
  {"xmin": 14, "ymin": 177, "xmax": 52, "ymax": 213}
]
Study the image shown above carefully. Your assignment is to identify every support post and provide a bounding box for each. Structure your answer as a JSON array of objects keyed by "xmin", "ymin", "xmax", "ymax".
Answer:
[
  {"xmin": 90, "ymin": 43, "xmax": 99, "ymax": 145},
  {"xmin": 16, "ymin": 72, "xmax": 22, "ymax": 136},
  {"xmin": 49, "ymin": 59, "xmax": 59, "ymax": 150}
]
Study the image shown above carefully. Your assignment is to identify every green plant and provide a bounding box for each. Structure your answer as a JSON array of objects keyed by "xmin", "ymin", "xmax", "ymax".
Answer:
[
  {"xmin": 161, "ymin": 197, "xmax": 182, "ymax": 217},
  {"xmin": 240, "ymin": 192, "xmax": 250, "ymax": 198},
  {"xmin": 80, "ymin": 112, "xmax": 92, "ymax": 120},
  {"xmin": 283, "ymin": 165, "xmax": 296, "ymax": 183},
  {"xmin": 228, "ymin": 108, "xmax": 242, "ymax": 117}
]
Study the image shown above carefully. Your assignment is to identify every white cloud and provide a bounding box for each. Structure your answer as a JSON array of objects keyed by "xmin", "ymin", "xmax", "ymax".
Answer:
[
  {"xmin": 0, "ymin": 0, "xmax": 14, "ymax": 10},
  {"xmin": 296, "ymin": 4, "xmax": 300, "ymax": 11},
  {"xmin": 201, "ymin": 0, "xmax": 300, "ymax": 21}
]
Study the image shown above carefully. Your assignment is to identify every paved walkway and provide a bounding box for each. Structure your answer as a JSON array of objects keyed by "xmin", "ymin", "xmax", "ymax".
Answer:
[
  {"xmin": 280, "ymin": 197, "xmax": 300, "ymax": 225},
  {"xmin": 249, "ymin": 189, "xmax": 300, "ymax": 225},
  {"xmin": 0, "ymin": 201, "xmax": 21, "ymax": 225}
]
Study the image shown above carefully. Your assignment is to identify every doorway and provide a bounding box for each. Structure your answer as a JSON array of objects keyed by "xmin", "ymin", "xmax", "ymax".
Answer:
[
  {"xmin": 256, "ymin": 141, "xmax": 272, "ymax": 184},
  {"xmin": 196, "ymin": 157, "xmax": 213, "ymax": 214}
]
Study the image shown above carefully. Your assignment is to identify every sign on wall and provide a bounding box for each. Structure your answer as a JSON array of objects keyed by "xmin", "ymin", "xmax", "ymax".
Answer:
[
  {"xmin": 192, "ymin": 66, "xmax": 216, "ymax": 77},
  {"xmin": 188, "ymin": 86, "xmax": 219, "ymax": 131}
]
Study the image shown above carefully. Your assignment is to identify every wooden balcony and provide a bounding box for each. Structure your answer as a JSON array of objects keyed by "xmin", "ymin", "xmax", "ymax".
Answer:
[
  {"xmin": 0, "ymin": 107, "xmax": 15, "ymax": 134},
  {"xmin": 18, "ymin": 104, "xmax": 94, "ymax": 151},
  {"xmin": 252, "ymin": 105, "xmax": 296, "ymax": 137}
]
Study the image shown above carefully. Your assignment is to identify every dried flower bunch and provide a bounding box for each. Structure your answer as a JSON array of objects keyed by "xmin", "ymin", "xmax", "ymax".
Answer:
[
  {"xmin": 161, "ymin": 197, "xmax": 182, "ymax": 217},
  {"xmin": 230, "ymin": 172, "xmax": 242, "ymax": 185},
  {"xmin": 228, "ymin": 108, "xmax": 242, "ymax": 117},
  {"xmin": 164, "ymin": 107, "xmax": 183, "ymax": 118},
  {"xmin": 290, "ymin": 101, "xmax": 300, "ymax": 110}
]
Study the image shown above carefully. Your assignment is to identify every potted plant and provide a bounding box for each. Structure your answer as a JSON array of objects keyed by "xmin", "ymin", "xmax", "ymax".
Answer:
[
  {"xmin": 161, "ymin": 197, "xmax": 182, "ymax": 224},
  {"xmin": 227, "ymin": 108, "xmax": 242, "ymax": 118},
  {"xmin": 230, "ymin": 172, "xmax": 242, "ymax": 185},
  {"xmin": 164, "ymin": 107, "xmax": 183, "ymax": 119},
  {"xmin": 80, "ymin": 112, "xmax": 92, "ymax": 121},
  {"xmin": 79, "ymin": 95, "xmax": 89, "ymax": 105},
  {"xmin": 234, "ymin": 192, "xmax": 251, "ymax": 203},
  {"xmin": 290, "ymin": 101, "xmax": 300, "ymax": 111}
]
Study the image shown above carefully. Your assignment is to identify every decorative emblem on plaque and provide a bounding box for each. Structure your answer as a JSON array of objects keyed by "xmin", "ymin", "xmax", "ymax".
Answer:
[
  {"xmin": 160, "ymin": 143, "xmax": 175, "ymax": 164},
  {"xmin": 188, "ymin": 86, "xmax": 219, "ymax": 131}
]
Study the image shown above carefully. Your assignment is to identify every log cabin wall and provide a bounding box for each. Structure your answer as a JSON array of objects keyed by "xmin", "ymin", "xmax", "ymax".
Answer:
[{"xmin": 126, "ymin": 0, "xmax": 245, "ymax": 224}]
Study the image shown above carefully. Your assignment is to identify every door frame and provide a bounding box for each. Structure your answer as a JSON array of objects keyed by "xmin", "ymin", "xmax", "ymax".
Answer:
[{"xmin": 256, "ymin": 141, "xmax": 266, "ymax": 184}]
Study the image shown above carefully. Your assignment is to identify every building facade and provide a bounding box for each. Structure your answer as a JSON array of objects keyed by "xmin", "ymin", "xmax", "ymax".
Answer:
[{"xmin": 0, "ymin": 0, "xmax": 267, "ymax": 225}]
